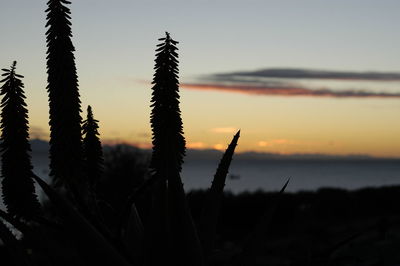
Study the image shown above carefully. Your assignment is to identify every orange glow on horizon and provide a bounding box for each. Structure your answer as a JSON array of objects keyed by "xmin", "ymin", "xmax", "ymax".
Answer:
[
  {"xmin": 213, "ymin": 144, "xmax": 225, "ymax": 151},
  {"xmin": 187, "ymin": 142, "xmax": 206, "ymax": 149},
  {"xmin": 211, "ymin": 127, "xmax": 238, "ymax": 133},
  {"xmin": 28, "ymin": 132, "xmax": 400, "ymax": 158}
]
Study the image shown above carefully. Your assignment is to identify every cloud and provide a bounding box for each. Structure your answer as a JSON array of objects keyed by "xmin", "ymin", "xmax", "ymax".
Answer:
[
  {"xmin": 101, "ymin": 138, "xmax": 152, "ymax": 149},
  {"xmin": 213, "ymin": 68, "xmax": 400, "ymax": 81},
  {"xmin": 187, "ymin": 142, "xmax": 206, "ymax": 149},
  {"xmin": 213, "ymin": 144, "xmax": 225, "ymax": 151},
  {"xmin": 258, "ymin": 141, "xmax": 269, "ymax": 147},
  {"xmin": 210, "ymin": 127, "xmax": 238, "ymax": 133},
  {"xmin": 257, "ymin": 139, "xmax": 339, "ymax": 149},
  {"xmin": 182, "ymin": 83, "xmax": 400, "ymax": 98},
  {"xmin": 181, "ymin": 68, "xmax": 400, "ymax": 98},
  {"xmin": 29, "ymin": 126, "xmax": 48, "ymax": 140},
  {"xmin": 258, "ymin": 139, "xmax": 293, "ymax": 147}
]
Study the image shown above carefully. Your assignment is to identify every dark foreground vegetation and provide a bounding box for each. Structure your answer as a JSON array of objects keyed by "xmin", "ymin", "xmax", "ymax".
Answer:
[
  {"xmin": 188, "ymin": 186, "xmax": 400, "ymax": 265},
  {"xmin": 1, "ymin": 0, "xmax": 399, "ymax": 266},
  {"xmin": 3, "ymin": 178, "xmax": 400, "ymax": 265}
]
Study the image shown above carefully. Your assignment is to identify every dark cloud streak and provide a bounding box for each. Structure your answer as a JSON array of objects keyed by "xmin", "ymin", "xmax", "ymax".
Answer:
[
  {"xmin": 182, "ymin": 68, "xmax": 400, "ymax": 98},
  {"xmin": 215, "ymin": 68, "xmax": 400, "ymax": 81}
]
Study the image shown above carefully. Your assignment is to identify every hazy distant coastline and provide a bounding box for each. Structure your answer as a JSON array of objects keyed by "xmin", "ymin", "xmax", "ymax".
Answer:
[{"xmin": 29, "ymin": 138, "xmax": 400, "ymax": 162}]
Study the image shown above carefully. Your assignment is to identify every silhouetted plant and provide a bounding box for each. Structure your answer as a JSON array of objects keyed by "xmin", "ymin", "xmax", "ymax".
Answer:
[
  {"xmin": 45, "ymin": 0, "xmax": 84, "ymax": 189},
  {"xmin": 149, "ymin": 31, "xmax": 185, "ymax": 180},
  {"xmin": 82, "ymin": 105, "xmax": 104, "ymax": 188},
  {"xmin": 149, "ymin": 32, "xmax": 204, "ymax": 266},
  {"xmin": 0, "ymin": 61, "xmax": 41, "ymax": 219}
]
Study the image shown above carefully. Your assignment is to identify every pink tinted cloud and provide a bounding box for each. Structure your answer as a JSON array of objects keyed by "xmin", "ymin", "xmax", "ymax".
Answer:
[{"xmin": 181, "ymin": 83, "xmax": 400, "ymax": 98}]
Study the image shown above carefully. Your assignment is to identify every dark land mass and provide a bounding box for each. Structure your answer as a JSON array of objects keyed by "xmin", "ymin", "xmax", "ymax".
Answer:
[
  {"xmin": 2, "ymin": 185, "xmax": 399, "ymax": 266},
  {"xmin": 185, "ymin": 185, "xmax": 400, "ymax": 265}
]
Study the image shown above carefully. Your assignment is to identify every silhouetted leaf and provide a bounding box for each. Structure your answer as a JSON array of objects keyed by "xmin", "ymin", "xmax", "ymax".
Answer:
[{"xmin": 199, "ymin": 130, "xmax": 240, "ymax": 258}]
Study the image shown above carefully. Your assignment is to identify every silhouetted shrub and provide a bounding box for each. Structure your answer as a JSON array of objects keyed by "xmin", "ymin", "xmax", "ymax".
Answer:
[{"xmin": 97, "ymin": 145, "xmax": 149, "ymax": 215}]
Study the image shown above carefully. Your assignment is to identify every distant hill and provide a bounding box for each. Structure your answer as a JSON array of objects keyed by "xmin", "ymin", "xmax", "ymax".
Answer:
[
  {"xmin": 184, "ymin": 149, "xmax": 381, "ymax": 161},
  {"xmin": 30, "ymin": 138, "xmax": 50, "ymax": 154},
  {"xmin": 26, "ymin": 139, "xmax": 398, "ymax": 162}
]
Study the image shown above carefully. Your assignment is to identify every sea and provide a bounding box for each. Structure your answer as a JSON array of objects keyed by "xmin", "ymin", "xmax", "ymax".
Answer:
[
  {"xmin": 181, "ymin": 159, "xmax": 400, "ymax": 193},
  {"xmin": 30, "ymin": 148, "xmax": 400, "ymax": 194}
]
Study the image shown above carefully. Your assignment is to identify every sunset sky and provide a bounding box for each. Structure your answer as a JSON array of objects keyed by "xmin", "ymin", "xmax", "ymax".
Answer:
[{"xmin": 1, "ymin": 0, "xmax": 400, "ymax": 157}]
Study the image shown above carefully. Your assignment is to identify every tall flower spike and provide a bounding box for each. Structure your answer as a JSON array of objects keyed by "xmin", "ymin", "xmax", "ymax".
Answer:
[
  {"xmin": 149, "ymin": 32, "xmax": 204, "ymax": 266},
  {"xmin": 82, "ymin": 105, "xmax": 104, "ymax": 187},
  {"xmin": 0, "ymin": 61, "xmax": 41, "ymax": 219},
  {"xmin": 149, "ymin": 31, "xmax": 186, "ymax": 178},
  {"xmin": 45, "ymin": 0, "xmax": 84, "ymax": 189}
]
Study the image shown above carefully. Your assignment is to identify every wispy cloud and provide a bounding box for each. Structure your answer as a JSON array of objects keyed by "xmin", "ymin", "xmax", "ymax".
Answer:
[
  {"xmin": 181, "ymin": 68, "xmax": 400, "ymax": 98},
  {"xmin": 214, "ymin": 68, "xmax": 400, "ymax": 81},
  {"xmin": 258, "ymin": 139, "xmax": 294, "ymax": 147},
  {"xmin": 101, "ymin": 138, "xmax": 152, "ymax": 149},
  {"xmin": 182, "ymin": 83, "xmax": 400, "ymax": 98},
  {"xmin": 213, "ymin": 144, "xmax": 226, "ymax": 151},
  {"xmin": 29, "ymin": 126, "xmax": 48, "ymax": 140},
  {"xmin": 210, "ymin": 127, "xmax": 238, "ymax": 133},
  {"xmin": 257, "ymin": 139, "xmax": 336, "ymax": 148},
  {"xmin": 187, "ymin": 142, "xmax": 206, "ymax": 149}
]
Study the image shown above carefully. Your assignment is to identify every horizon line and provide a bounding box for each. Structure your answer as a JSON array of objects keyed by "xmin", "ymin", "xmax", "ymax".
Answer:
[{"xmin": 29, "ymin": 138, "xmax": 400, "ymax": 160}]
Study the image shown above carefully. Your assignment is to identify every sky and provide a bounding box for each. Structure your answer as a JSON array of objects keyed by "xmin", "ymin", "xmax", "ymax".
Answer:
[{"xmin": 1, "ymin": 0, "xmax": 400, "ymax": 158}]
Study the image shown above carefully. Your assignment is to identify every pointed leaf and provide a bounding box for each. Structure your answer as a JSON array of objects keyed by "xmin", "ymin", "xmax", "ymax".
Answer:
[{"xmin": 199, "ymin": 130, "xmax": 240, "ymax": 257}]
